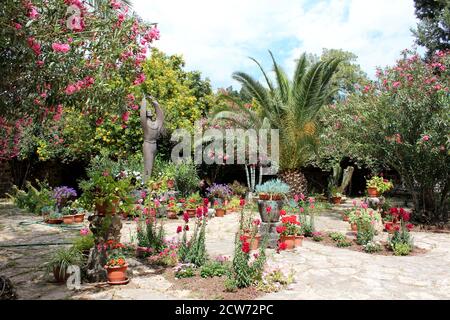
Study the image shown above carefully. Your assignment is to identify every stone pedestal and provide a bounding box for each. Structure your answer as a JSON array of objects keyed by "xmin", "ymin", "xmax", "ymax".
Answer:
[
  {"xmin": 86, "ymin": 214, "xmax": 122, "ymax": 283},
  {"xmin": 260, "ymin": 221, "xmax": 282, "ymax": 248}
]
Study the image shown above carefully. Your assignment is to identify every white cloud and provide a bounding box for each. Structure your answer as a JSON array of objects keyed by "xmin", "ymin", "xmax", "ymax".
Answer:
[{"xmin": 132, "ymin": 0, "xmax": 418, "ymax": 88}]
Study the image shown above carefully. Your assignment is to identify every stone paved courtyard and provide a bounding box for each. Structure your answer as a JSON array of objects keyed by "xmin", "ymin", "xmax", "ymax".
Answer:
[{"xmin": 1, "ymin": 199, "xmax": 449, "ymax": 300}]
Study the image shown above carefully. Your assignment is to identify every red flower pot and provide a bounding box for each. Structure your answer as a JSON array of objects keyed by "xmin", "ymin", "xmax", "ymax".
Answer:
[
  {"xmin": 331, "ymin": 196, "xmax": 342, "ymax": 204},
  {"xmin": 46, "ymin": 218, "xmax": 63, "ymax": 225},
  {"xmin": 62, "ymin": 215, "xmax": 75, "ymax": 224},
  {"xmin": 351, "ymin": 223, "xmax": 358, "ymax": 232},
  {"xmin": 105, "ymin": 264, "xmax": 128, "ymax": 284},
  {"xmin": 342, "ymin": 214, "xmax": 349, "ymax": 222},
  {"xmin": 167, "ymin": 210, "xmax": 178, "ymax": 219},
  {"xmin": 186, "ymin": 209, "xmax": 196, "ymax": 218},
  {"xmin": 53, "ymin": 266, "xmax": 69, "ymax": 283},
  {"xmin": 367, "ymin": 187, "xmax": 379, "ymax": 197},
  {"xmin": 294, "ymin": 235, "xmax": 304, "ymax": 247},
  {"xmin": 74, "ymin": 213, "xmax": 85, "ymax": 223},
  {"xmin": 259, "ymin": 193, "xmax": 270, "ymax": 200},
  {"xmin": 242, "ymin": 234, "xmax": 261, "ymax": 250},
  {"xmin": 280, "ymin": 235, "xmax": 296, "ymax": 250},
  {"xmin": 215, "ymin": 209, "xmax": 225, "ymax": 217},
  {"xmin": 271, "ymin": 194, "xmax": 282, "ymax": 201}
]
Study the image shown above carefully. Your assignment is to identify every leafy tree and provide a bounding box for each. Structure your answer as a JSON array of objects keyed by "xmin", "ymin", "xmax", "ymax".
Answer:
[
  {"xmin": 412, "ymin": 0, "xmax": 450, "ymax": 58},
  {"xmin": 320, "ymin": 49, "xmax": 449, "ymax": 223},
  {"xmin": 211, "ymin": 51, "xmax": 341, "ymax": 194},
  {"xmin": 320, "ymin": 49, "xmax": 369, "ymax": 103},
  {"xmin": 0, "ymin": 0, "xmax": 159, "ymax": 160}
]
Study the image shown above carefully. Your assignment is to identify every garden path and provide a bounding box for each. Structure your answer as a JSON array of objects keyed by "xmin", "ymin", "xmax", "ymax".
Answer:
[{"xmin": 1, "ymin": 198, "xmax": 450, "ymax": 300}]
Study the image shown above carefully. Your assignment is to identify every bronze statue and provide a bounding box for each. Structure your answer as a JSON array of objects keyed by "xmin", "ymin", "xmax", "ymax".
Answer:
[{"xmin": 140, "ymin": 94, "xmax": 164, "ymax": 182}]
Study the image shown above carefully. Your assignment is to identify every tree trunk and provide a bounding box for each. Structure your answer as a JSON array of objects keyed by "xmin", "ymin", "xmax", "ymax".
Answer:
[{"xmin": 86, "ymin": 215, "xmax": 122, "ymax": 282}]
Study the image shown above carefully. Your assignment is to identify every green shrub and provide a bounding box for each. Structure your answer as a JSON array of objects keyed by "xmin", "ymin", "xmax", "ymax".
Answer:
[
  {"xmin": 329, "ymin": 232, "xmax": 345, "ymax": 242},
  {"xmin": 72, "ymin": 234, "xmax": 95, "ymax": 253},
  {"xmin": 363, "ymin": 241, "xmax": 382, "ymax": 253},
  {"xmin": 336, "ymin": 239, "xmax": 352, "ymax": 247},
  {"xmin": 175, "ymin": 265, "xmax": 196, "ymax": 279},
  {"xmin": 200, "ymin": 261, "xmax": 228, "ymax": 278},
  {"xmin": 392, "ymin": 242, "xmax": 412, "ymax": 256}
]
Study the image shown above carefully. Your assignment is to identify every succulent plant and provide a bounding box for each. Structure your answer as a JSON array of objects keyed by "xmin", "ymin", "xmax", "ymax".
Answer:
[{"xmin": 256, "ymin": 179, "xmax": 290, "ymax": 195}]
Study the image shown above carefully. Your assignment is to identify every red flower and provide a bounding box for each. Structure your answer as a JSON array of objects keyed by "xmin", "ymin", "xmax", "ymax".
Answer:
[
  {"xmin": 176, "ymin": 226, "xmax": 182, "ymax": 233},
  {"xmin": 278, "ymin": 242, "xmax": 287, "ymax": 251},
  {"xmin": 266, "ymin": 206, "xmax": 272, "ymax": 213},
  {"xmin": 280, "ymin": 209, "xmax": 286, "ymax": 216},
  {"xmin": 385, "ymin": 223, "xmax": 392, "ymax": 231},
  {"xmin": 196, "ymin": 207, "xmax": 203, "ymax": 218},
  {"xmin": 239, "ymin": 199, "xmax": 245, "ymax": 207},
  {"xmin": 185, "ymin": 225, "xmax": 189, "ymax": 231},
  {"xmin": 253, "ymin": 219, "xmax": 261, "ymax": 226},
  {"xmin": 389, "ymin": 207, "xmax": 399, "ymax": 216},
  {"xmin": 276, "ymin": 226, "xmax": 287, "ymax": 234},
  {"xmin": 241, "ymin": 241, "xmax": 250, "ymax": 254},
  {"xmin": 399, "ymin": 208, "xmax": 410, "ymax": 222},
  {"xmin": 394, "ymin": 225, "xmax": 400, "ymax": 232},
  {"xmin": 406, "ymin": 223, "xmax": 414, "ymax": 231},
  {"xmin": 183, "ymin": 212, "xmax": 190, "ymax": 223},
  {"xmin": 203, "ymin": 198, "xmax": 209, "ymax": 206}
]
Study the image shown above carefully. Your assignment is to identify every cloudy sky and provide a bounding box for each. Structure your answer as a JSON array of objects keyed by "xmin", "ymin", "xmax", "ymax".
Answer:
[{"xmin": 132, "ymin": 0, "xmax": 419, "ymax": 89}]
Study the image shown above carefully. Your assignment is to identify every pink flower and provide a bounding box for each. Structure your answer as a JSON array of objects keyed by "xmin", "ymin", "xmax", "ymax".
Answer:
[
  {"xmin": 28, "ymin": 7, "xmax": 39, "ymax": 19},
  {"xmin": 14, "ymin": 23, "xmax": 22, "ymax": 30},
  {"xmin": 133, "ymin": 73, "xmax": 145, "ymax": 85},
  {"xmin": 392, "ymin": 81, "xmax": 401, "ymax": 89},
  {"xmin": 52, "ymin": 43, "xmax": 71, "ymax": 53},
  {"xmin": 299, "ymin": 207, "xmax": 304, "ymax": 213},
  {"xmin": 121, "ymin": 111, "xmax": 130, "ymax": 122},
  {"xmin": 422, "ymin": 135, "xmax": 430, "ymax": 142},
  {"xmin": 80, "ymin": 228, "xmax": 89, "ymax": 236},
  {"xmin": 176, "ymin": 226, "xmax": 182, "ymax": 234}
]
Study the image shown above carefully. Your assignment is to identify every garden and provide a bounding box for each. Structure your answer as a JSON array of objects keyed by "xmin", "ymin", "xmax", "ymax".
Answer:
[{"xmin": 0, "ymin": 0, "xmax": 449, "ymax": 301}]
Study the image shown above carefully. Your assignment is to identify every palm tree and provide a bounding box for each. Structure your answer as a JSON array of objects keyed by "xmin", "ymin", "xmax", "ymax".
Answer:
[{"xmin": 214, "ymin": 51, "xmax": 342, "ymax": 194}]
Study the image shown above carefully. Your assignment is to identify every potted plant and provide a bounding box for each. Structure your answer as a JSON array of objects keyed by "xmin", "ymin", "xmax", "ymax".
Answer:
[
  {"xmin": 348, "ymin": 204, "xmax": 382, "ymax": 234},
  {"xmin": 276, "ymin": 215, "xmax": 303, "ymax": 249},
  {"xmin": 52, "ymin": 186, "xmax": 77, "ymax": 211},
  {"xmin": 185, "ymin": 192, "xmax": 201, "ymax": 217},
  {"xmin": 256, "ymin": 184, "xmax": 270, "ymax": 200},
  {"xmin": 226, "ymin": 197, "xmax": 241, "ymax": 214},
  {"xmin": 46, "ymin": 211, "xmax": 63, "ymax": 224},
  {"xmin": 45, "ymin": 248, "xmax": 83, "ymax": 283},
  {"xmin": 72, "ymin": 229, "xmax": 95, "ymax": 256},
  {"xmin": 166, "ymin": 197, "xmax": 178, "ymax": 219},
  {"xmin": 366, "ymin": 176, "xmax": 393, "ymax": 197},
  {"xmin": 342, "ymin": 209, "xmax": 350, "ymax": 222},
  {"xmin": 330, "ymin": 186, "xmax": 343, "ymax": 204},
  {"xmin": 73, "ymin": 207, "xmax": 86, "ymax": 223},
  {"xmin": 206, "ymin": 183, "xmax": 233, "ymax": 202},
  {"xmin": 229, "ymin": 180, "xmax": 248, "ymax": 198},
  {"xmin": 241, "ymin": 218, "xmax": 261, "ymax": 250},
  {"xmin": 164, "ymin": 167, "xmax": 176, "ymax": 189},
  {"xmin": 214, "ymin": 200, "xmax": 226, "ymax": 217},
  {"xmin": 104, "ymin": 240, "xmax": 128, "ymax": 284},
  {"xmin": 61, "ymin": 207, "xmax": 75, "ymax": 224}
]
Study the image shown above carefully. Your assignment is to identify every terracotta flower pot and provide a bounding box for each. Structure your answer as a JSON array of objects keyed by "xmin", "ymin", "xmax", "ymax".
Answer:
[
  {"xmin": 367, "ymin": 187, "xmax": 379, "ymax": 197},
  {"xmin": 167, "ymin": 179, "xmax": 175, "ymax": 189},
  {"xmin": 215, "ymin": 208, "xmax": 225, "ymax": 217},
  {"xmin": 271, "ymin": 194, "xmax": 283, "ymax": 201},
  {"xmin": 294, "ymin": 235, "xmax": 304, "ymax": 247},
  {"xmin": 331, "ymin": 196, "xmax": 342, "ymax": 204},
  {"xmin": 53, "ymin": 266, "xmax": 69, "ymax": 283},
  {"xmin": 105, "ymin": 264, "xmax": 128, "ymax": 284},
  {"xmin": 242, "ymin": 234, "xmax": 261, "ymax": 250},
  {"xmin": 280, "ymin": 235, "xmax": 296, "ymax": 250},
  {"xmin": 226, "ymin": 208, "xmax": 234, "ymax": 214},
  {"xmin": 259, "ymin": 193, "xmax": 270, "ymax": 201},
  {"xmin": 63, "ymin": 215, "xmax": 75, "ymax": 224},
  {"xmin": 186, "ymin": 209, "xmax": 196, "ymax": 218},
  {"xmin": 351, "ymin": 223, "xmax": 358, "ymax": 232},
  {"xmin": 74, "ymin": 213, "xmax": 85, "ymax": 223},
  {"xmin": 167, "ymin": 210, "xmax": 178, "ymax": 219},
  {"xmin": 47, "ymin": 218, "xmax": 63, "ymax": 225},
  {"xmin": 342, "ymin": 214, "xmax": 349, "ymax": 222}
]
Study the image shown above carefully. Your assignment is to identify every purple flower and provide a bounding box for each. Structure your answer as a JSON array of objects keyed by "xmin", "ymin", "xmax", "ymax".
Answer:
[{"xmin": 53, "ymin": 186, "xmax": 77, "ymax": 207}]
